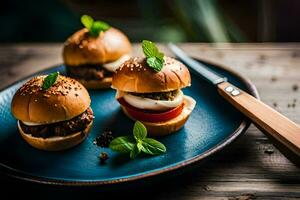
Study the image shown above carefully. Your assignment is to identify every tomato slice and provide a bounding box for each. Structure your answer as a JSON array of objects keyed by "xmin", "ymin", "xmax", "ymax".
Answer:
[{"xmin": 117, "ymin": 98, "xmax": 184, "ymax": 123}]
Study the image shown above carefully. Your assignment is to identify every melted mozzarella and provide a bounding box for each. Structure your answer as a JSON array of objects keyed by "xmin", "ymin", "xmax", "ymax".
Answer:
[
  {"xmin": 22, "ymin": 121, "xmax": 49, "ymax": 126},
  {"xmin": 102, "ymin": 54, "xmax": 131, "ymax": 72},
  {"xmin": 117, "ymin": 90, "xmax": 184, "ymax": 111}
]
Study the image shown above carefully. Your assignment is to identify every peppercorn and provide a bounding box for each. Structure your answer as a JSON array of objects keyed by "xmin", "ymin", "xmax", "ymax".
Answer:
[
  {"xmin": 94, "ymin": 131, "xmax": 114, "ymax": 147},
  {"xmin": 99, "ymin": 152, "xmax": 109, "ymax": 164}
]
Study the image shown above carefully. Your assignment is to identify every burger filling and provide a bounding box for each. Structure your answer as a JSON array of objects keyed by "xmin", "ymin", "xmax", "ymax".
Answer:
[
  {"xmin": 129, "ymin": 90, "xmax": 179, "ymax": 101},
  {"xmin": 66, "ymin": 54, "xmax": 130, "ymax": 81},
  {"xmin": 19, "ymin": 107, "xmax": 94, "ymax": 138},
  {"xmin": 116, "ymin": 89, "xmax": 184, "ymax": 111},
  {"xmin": 66, "ymin": 65, "xmax": 112, "ymax": 81}
]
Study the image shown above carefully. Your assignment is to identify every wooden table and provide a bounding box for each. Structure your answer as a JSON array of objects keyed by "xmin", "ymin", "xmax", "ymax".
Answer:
[{"xmin": 0, "ymin": 44, "xmax": 299, "ymax": 199}]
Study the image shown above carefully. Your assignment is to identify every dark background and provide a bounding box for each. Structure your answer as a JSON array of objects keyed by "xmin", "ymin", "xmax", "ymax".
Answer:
[{"xmin": 2, "ymin": 0, "xmax": 300, "ymax": 43}]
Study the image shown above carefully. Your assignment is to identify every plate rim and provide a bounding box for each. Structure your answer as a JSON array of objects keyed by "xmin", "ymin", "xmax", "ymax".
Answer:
[{"xmin": 0, "ymin": 58, "xmax": 259, "ymax": 186}]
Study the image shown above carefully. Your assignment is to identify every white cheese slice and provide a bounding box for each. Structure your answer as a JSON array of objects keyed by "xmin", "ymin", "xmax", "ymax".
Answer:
[
  {"xmin": 102, "ymin": 54, "xmax": 131, "ymax": 72},
  {"xmin": 21, "ymin": 121, "xmax": 49, "ymax": 126},
  {"xmin": 117, "ymin": 90, "xmax": 184, "ymax": 111}
]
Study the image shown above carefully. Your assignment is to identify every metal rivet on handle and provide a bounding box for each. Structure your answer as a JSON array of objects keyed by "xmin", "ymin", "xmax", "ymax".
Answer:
[
  {"xmin": 231, "ymin": 90, "xmax": 240, "ymax": 96},
  {"xmin": 225, "ymin": 86, "xmax": 234, "ymax": 92}
]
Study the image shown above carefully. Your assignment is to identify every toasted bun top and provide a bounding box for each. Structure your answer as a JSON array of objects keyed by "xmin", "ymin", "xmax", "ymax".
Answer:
[
  {"xmin": 11, "ymin": 75, "xmax": 91, "ymax": 123},
  {"xmin": 63, "ymin": 28, "xmax": 131, "ymax": 66},
  {"xmin": 112, "ymin": 57, "xmax": 191, "ymax": 93}
]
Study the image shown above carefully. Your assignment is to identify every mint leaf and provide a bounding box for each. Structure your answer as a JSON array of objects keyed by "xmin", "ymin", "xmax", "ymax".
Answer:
[
  {"xmin": 81, "ymin": 15, "xmax": 110, "ymax": 37},
  {"xmin": 133, "ymin": 121, "xmax": 147, "ymax": 140},
  {"xmin": 130, "ymin": 143, "xmax": 142, "ymax": 159},
  {"xmin": 109, "ymin": 121, "xmax": 167, "ymax": 159},
  {"xmin": 156, "ymin": 52, "xmax": 164, "ymax": 61},
  {"xmin": 109, "ymin": 136, "xmax": 135, "ymax": 153},
  {"xmin": 141, "ymin": 138, "xmax": 166, "ymax": 155},
  {"xmin": 137, "ymin": 142, "xmax": 143, "ymax": 150},
  {"xmin": 81, "ymin": 15, "xmax": 94, "ymax": 30},
  {"xmin": 146, "ymin": 57, "xmax": 164, "ymax": 72},
  {"xmin": 142, "ymin": 40, "xmax": 164, "ymax": 72},
  {"xmin": 142, "ymin": 40, "xmax": 159, "ymax": 58},
  {"xmin": 42, "ymin": 72, "xmax": 59, "ymax": 90},
  {"xmin": 90, "ymin": 21, "xmax": 110, "ymax": 37}
]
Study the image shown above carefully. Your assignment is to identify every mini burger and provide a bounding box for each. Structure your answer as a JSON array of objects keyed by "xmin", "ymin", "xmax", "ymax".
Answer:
[
  {"xmin": 11, "ymin": 72, "xmax": 94, "ymax": 151},
  {"xmin": 112, "ymin": 40, "xmax": 196, "ymax": 136},
  {"xmin": 63, "ymin": 15, "xmax": 132, "ymax": 89}
]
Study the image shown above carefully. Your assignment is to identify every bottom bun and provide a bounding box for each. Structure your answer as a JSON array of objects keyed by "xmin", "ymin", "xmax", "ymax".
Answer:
[
  {"xmin": 18, "ymin": 121, "xmax": 93, "ymax": 151},
  {"xmin": 121, "ymin": 95, "xmax": 196, "ymax": 137},
  {"xmin": 77, "ymin": 77, "xmax": 112, "ymax": 89}
]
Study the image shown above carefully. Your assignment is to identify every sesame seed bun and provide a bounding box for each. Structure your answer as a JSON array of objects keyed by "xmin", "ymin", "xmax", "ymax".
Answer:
[
  {"xmin": 11, "ymin": 75, "xmax": 91, "ymax": 124},
  {"xmin": 121, "ymin": 95, "xmax": 196, "ymax": 136},
  {"xmin": 63, "ymin": 28, "xmax": 132, "ymax": 66},
  {"xmin": 112, "ymin": 57, "xmax": 191, "ymax": 93},
  {"xmin": 18, "ymin": 121, "xmax": 92, "ymax": 151}
]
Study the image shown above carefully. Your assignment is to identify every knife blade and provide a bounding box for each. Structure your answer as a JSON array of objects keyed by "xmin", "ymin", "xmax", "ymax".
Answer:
[
  {"xmin": 168, "ymin": 43, "xmax": 300, "ymax": 162},
  {"xmin": 168, "ymin": 43, "xmax": 227, "ymax": 85}
]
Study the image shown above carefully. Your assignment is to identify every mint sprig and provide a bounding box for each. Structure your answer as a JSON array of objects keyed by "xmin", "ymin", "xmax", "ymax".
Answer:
[
  {"xmin": 109, "ymin": 121, "xmax": 166, "ymax": 159},
  {"xmin": 142, "ymin": 40, "xmax": 164, "ymax": 72},
  {"xmin": 81, "ymin": 15, "xmax": 110, "ymax": 37},
  {"xmin": 109, "ymin": 136, "xmax": 135, "ymax": 153},
  {"xmin": 42, "ymin": 72, "xmax": 59, "ymax": 90}
]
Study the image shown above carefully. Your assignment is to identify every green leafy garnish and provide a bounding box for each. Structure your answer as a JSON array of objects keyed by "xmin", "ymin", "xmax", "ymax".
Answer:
[
  {"xmin": 109, "ymin": 136, "xmax": 135, "ymax": 153},
  {"xmin": 81, "ymin": 15, "xmax": 110, "ymax": 37},
  {"xmin": 81, "ymin": 15, "xmax": 94, "ymax": 30},
  {"xmin": 42, "ymin": 72, "xmax": 59, "ymax": 90},
  {"xmin": 140, "ymin": 138, "xmax": 166, "ymax": 155},
  {"xmin": 130, "ymin": 143, "xmax": 141, "ymax": 159},
  {"xmin": 109, "ymin": 121, "xmax": 167, "ymax": 159},
  {"xmin": 133, "ymin": 121, "xmax": 147, "ymax": 140},
  {"xmin": 142, "ymin": 40, "xmax": 164, "ymax": 72}
]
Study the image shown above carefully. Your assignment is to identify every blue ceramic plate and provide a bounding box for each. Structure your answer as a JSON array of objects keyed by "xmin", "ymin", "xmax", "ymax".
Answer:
[{"xmin": 0, "ymin": 59, "xmax": 258, "ymax": 186}]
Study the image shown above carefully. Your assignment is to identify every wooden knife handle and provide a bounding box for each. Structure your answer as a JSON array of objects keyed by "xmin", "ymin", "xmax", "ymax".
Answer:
[{"xmin": 218, "ymin": 82, "xmax": 300, "ymax": 157}]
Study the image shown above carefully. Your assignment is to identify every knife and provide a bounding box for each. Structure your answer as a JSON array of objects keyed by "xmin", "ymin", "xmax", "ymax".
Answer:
[{"xmin": 168, "ymin": 43, "xmax": 300, "ymax": 158}]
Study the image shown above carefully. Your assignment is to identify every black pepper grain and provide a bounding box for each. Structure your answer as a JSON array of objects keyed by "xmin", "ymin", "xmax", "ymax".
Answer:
[
  {"xmin": 99, "ymin": 152, "xmax": 109, "ymax": 164},
  {"xmin": 94, "ymin": 131, "xmax": 114, "ymax": 147}
]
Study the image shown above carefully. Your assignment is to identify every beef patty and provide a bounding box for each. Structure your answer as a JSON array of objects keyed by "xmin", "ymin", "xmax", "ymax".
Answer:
[
  {"xmin": 129, "ymin": 90, "xmax": 179, "ymax": 101},
  {"xmin": 66, "ymin": 65, "xmax": 112, "ymax": 81},
  {"xmin": 20, "ymin": 107, "xmax": 94, "ymax": 138}
]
